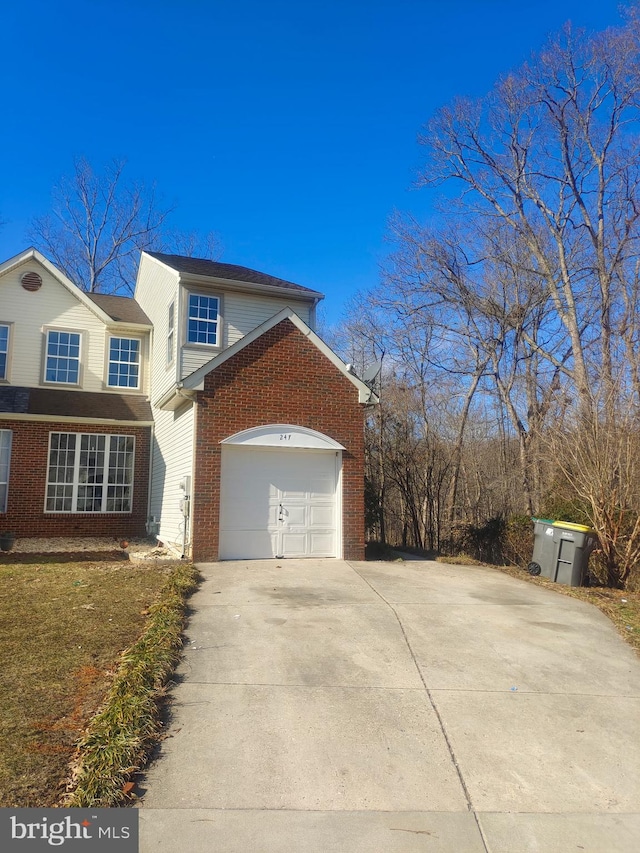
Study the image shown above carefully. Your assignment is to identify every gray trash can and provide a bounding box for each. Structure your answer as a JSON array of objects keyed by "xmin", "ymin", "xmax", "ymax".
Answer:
[
  {"xmin": 550, "ymin": 521, "xmax": 598, "ymax": 586},
  {"xmin": 528, "ymin": 518, "xmax": 556, "ymax": 577}
]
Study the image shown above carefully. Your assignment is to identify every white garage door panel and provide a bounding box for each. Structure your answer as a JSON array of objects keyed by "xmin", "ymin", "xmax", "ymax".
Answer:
[
  {"xmin": 310, "ymin": 533, "xmax": 335, "ymax": 551},
  {"xmin": 221, "ymin": 529, "xmax": 278, "ymax": 560},
  {"xmin": 220, "ymin": 446, "xmax": 340, "ymax": 559},
  {"xmin": 310, "ymin": 505, "xmax": 334, "ymax": 527}
]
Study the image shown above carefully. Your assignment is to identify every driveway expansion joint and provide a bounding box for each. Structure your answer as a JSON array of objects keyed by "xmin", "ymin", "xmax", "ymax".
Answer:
[{"xmin": 347, "ymin": 560, "xmax": 489, "ymax": 853}]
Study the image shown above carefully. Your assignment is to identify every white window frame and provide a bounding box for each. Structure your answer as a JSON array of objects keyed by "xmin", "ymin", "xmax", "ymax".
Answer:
[
  {"xmin": 106, "ymin": 335, "xmax": 142, "ymax": 390},
  {"xmin": 0, "ymin": 429, "xmax": 11, "ymax": 513},
  {"xmin": 186, "ymin": 291, "xmax": 221, "ymax": 348},
  {"xmin": 167, "ymin": 300, "xmax": 175, "ymax": 366},
  {"xmin": 43, "ymin": 327, "xmax": 83, "ymax": 386},
  {"xmin": 45, "ymin": 432, "xmax": 135, "ymax": 514},
  {"xmin": 0, "ymin": 322, "xmax": 12, "ymax": 382}
]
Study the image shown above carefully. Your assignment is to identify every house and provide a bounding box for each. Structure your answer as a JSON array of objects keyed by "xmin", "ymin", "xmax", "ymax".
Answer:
[
  {"xmin": 0, "ymin": 248, "xmax": 375, "ymax": 561},
  {"xmin": 0, "ymin": 248, "xmax": 153, "ymax": 540}
]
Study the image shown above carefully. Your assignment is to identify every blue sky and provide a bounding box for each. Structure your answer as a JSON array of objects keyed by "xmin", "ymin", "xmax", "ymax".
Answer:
[{"xmin": 0, "ymin": 0, "xmax": 628, "ymax": 323}]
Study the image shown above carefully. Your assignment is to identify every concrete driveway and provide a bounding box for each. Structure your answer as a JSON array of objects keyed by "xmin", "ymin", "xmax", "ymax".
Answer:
[{"xmin": 138, "ymin": 559, "xmax": 640, "ymax": 852}]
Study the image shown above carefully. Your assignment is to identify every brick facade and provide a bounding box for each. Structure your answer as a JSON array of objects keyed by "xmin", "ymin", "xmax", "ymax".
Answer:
[
  {"xmin": 192, "ymin": 319, "xmax": 366, "ymax": 562},
  {"xmin": 0, "ymin": 419, "xmax": 150, "ymax": 538}
]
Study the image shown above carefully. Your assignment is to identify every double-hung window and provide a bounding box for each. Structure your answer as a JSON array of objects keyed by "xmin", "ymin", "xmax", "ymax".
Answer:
[
  {"xmin": 107, "ymin": 337, "xmax": 140, "ymax": 389},
  {"xmin": 46, "ymin": 432, "xmax": 134, "ymax": 513},
  {"xmin": 45, "ymin": 330, "xmax": 81, "ymax": 384},
  {"xmin": 187, "ymin": 293, "xmax": 219, "ymax": 346},
  {"xmin": 0, "ymin": 324, "xmax": 10, "ymax": 381},
  {"xmin": 0, "ymin": 430, "xmax": 11, "ymax": 512}
]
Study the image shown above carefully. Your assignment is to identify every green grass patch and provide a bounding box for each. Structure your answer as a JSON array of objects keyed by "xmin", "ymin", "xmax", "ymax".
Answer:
[
  {"xmin": 66, "ymin": 561, "xmax": 199, "ymax": 807},
  {"xmin": 0, "ymin": 559, "xmax": 172, "ymax": 807}
]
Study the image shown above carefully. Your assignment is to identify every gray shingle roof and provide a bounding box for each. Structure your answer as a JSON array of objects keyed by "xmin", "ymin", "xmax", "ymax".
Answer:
[
  {"xmin": 86, "ymin": 293, "xmax": 152, "ymax": 325},
  {"xmin": 0, "ymin": 387, "xmax": 153, "ymax": 422},
  {"xmin": 147, "ymin": 252, "xmax": 323, "ymax": 296}
]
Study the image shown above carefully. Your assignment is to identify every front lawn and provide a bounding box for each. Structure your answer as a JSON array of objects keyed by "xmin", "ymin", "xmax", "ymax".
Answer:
[{"xmin": 0, "ymin": 557, "xmax": 174, "ymax": 807}]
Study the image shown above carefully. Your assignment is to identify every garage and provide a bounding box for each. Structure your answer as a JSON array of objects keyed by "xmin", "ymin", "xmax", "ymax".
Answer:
[{"xmin": 219, "ymin": 425, "xmax": 343, "ymax": 560}]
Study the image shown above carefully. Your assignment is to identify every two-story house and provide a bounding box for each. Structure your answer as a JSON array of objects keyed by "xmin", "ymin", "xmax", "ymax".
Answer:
[
  {"xmin": 0, "ymin": 248, "xmax": 153, "ymax": 540},
  {"xmin": 0, "ymin": 248, "xmax": 375, "ymax": 561}
]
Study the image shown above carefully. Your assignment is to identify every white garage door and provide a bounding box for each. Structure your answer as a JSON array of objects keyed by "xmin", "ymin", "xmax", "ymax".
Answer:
[{"xmin": 219, "ymin": 445, "xmax": 340, "ymax": 560}]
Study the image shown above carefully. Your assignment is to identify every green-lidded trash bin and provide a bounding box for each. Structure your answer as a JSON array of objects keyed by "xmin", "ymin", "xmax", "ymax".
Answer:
[
  {"xmin": 550, "ymin": 521, "xmax": 598, "ymax": 586},
  {"xmin": 528, "ymin": 518, "xmax": 556, "ymax": 578}
]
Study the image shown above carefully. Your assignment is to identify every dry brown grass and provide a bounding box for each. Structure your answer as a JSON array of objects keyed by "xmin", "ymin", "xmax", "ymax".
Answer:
[{"xmin": 0, "ymin": 557, "xmax": 171, "ymax": 807}]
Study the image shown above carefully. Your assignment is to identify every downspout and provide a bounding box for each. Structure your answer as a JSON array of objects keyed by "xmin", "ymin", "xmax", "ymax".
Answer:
[
  {"xmin": 145, "ymin": 420, "xmax": 156, "ymax": 539},
  {"xmin": 176, "ymin": 382, "xmax": 197, "ymax": 559}
]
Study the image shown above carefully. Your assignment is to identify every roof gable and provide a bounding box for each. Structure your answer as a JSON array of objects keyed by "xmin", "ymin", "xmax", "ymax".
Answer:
[
  {"xmin": 0, "ymin": 248, "xmax": 113, "ymax": 325},
  {"xmin": 181, "ymin": 308, "xmax": 376, "ymax": 404}
]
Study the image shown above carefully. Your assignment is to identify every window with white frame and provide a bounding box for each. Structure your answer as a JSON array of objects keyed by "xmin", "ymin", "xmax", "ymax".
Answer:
[
  {"xmin": 0, "ymin": 430, "xmax": 11, "ymax": 512},
  {"xmin": 187, "ymin": 293, "xmax": 219, "ymax": 345},
  {"xmin": 45, "ymin": 330, "xmax": 81, "ymax": 384},
  {"xmin": 107, "ymin": 337, "xmax": 140, "ymax": 388},
  {"xmin": 167, "ymin": 301, "xmax": 175, "ymax": 364},
  {"xmin": 0, "ymin": 324, "xmax": 10, "ymax": 381},
  {"xmin": 46, "ymin": 433, "xmax": 134, "ymax": 513}
]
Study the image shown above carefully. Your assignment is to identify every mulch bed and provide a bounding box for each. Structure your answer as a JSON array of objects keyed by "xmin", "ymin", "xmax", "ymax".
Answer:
[{"xmin": 0, "ymin": 551, "xmax": 129, "ymax": 564}]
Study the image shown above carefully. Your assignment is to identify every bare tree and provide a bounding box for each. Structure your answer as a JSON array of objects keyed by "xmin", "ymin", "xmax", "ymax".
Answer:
[
  {"xmin": 421, "ymin": 17, "xmax": 640, "ymax": 418},
  {"xmin": 549, "ymin": 397, "xmax": 640, "ymax": 588},
  {"xmin": 29, "ymin": 158, "xmax": 218, "ymax": 294},
  {"xmin": 374, "ymin": 13, "xmax": 640, "ymax": 585},
  {"xmin": 168, "ymin": 229, "xmax": 221, "ymax": 263}
]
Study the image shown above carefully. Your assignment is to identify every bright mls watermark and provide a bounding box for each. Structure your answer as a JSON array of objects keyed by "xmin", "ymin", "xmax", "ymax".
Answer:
[{"xmin": 0, "ymin": 809, "xmax": 138, "ymax": 851}]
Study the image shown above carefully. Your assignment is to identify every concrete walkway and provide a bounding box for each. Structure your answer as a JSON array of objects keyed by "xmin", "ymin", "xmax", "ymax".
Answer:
[{"xmin": 138, "ymin": 559, "xmax": 640, "ymax": 852}]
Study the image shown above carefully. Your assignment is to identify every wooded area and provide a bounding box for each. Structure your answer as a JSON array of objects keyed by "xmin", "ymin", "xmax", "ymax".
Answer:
[{"xmin": 336, "ymin": 11, "xmax": 640, "ymax": 590}]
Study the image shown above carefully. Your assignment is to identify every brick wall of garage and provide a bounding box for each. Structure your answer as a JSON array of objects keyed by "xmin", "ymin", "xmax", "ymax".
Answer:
[
  {"xmin": 0, "ymin": 419, "xmax": 150, "ymax": 538},
  {"xmin": 192, "ymin": 319, "xmax": 366, "ymax": 561}
]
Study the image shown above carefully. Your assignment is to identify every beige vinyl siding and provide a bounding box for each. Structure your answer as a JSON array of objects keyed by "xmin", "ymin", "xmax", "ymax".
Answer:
[
  {"xmin": 134, "ymin": 255, "xmax": 181, "ymax": 402},
  {"xmin": 1, "ymin": 263, "xmax": 109, "ymax": 391},
  {"xmin": 150, "ymin": 402, "xmax": 195, "ymax": 555},
  {"xmin": 180, "ymin": 292, "xmax": 313, "ymax": 379}
]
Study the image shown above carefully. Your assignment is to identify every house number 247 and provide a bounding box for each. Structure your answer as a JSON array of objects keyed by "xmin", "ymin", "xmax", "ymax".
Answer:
[{"xmin": 280, "ymin": 434, "xmax": 292, "ymax": 441}]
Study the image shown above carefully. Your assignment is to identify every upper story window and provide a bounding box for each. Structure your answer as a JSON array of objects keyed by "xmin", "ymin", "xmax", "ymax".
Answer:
[
  {"xmin": 108, "ymin": 337, "xmax": 140, "ymax": 389},
  {"xmin": 45, "ymin": 329, "xmax": 81, "ymax": 385},
  {"xmin": 187, "ymin": 293, "xmax": 219, "ymax": 346},
  {"xmin": 0, "ymin": 324, "xmax": 10, "ymax": 381},
  {"xmin": 0, "ymin": 429, "xmax": 11, "ymax": 512},
  {"xmin": 167, "ymin": 300, "xmax": 175, "ymax": 365}
]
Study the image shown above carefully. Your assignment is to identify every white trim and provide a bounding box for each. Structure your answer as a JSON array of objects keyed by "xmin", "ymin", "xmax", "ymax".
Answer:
[
  {"xmin": 105, "ymin": 334, "xmax": 143, "ymax": 391},
  {"xmin": 335, "ymin": 450, "xmax": 343, "ymax": 559},
  {"xmin": 166, "ymin": 299, "xmax": 175, "ymax": 367},
  {"xmin": 44, "ymin": 431, "xmax": 136, "ymax": 514},
  {"xmin": 0, "ymin": 321, "xmax": 13, "ymax": 383},
  {"xmin": 182, "ymin": 307, "xmax": 377, "ymax": 404},
  {"xmin": 0, "ymin": 428, "xmax": 12, "ymax": 513},
  {"xmin": 180, "ymin": 272, "xmax": 324, "ymax": 302},
  {"xmin": 221, "ymin": 424, "xmax": 345, "ymax": 450},
  {"xmin": 0, "ymin": 413, "xmax": 153, "ymax": 426},
  {"xmin": 42, "ymin": 327, "xmax": 84, "ymax": 387},
  {"xmin": 184, "ymin": 288, "xmax": 222, "ymax": 349}
]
